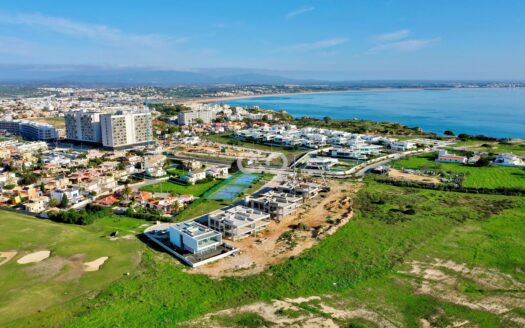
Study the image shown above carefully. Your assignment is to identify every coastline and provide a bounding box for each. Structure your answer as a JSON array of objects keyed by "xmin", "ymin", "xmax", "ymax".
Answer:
[{"xmin": 182, "ymin": 87, "xmax": 423, "ymax": 105}]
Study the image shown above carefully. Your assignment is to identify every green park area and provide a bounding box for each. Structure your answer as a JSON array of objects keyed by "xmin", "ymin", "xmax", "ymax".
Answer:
[
  {"xmin": 0, "ymin": 211, "xmax": 145, "ymax": 327},
  {"xmin": 3, "ymin": 178, "xmax": 525, "ymax": 327},
  {"xmin": 450, "ymin": 140, "xmax": 525, "ymax": 156},
  {"xmin": 140, "ymin": 179, "xmax": 219, "ymax": 197},
  {"xmin": 392, "ymin": 152, "xmax": 525, "ymax": 190}
]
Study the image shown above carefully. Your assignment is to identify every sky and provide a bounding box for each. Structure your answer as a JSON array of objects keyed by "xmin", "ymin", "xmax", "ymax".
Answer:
[{"xmin": 0, "ymin": 0, "xmax": 524, "ymax": 80}]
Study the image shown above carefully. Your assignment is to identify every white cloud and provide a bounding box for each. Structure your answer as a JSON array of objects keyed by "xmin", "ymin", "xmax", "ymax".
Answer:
[
  {"xmin": 373, "ymin": 29, "xmax": 411, "ymax": 43},
  {"xmin": 285, "ymin": 6, "xmax": 315, "ymax": 20},
  {"xmin": 367, "ymin": 38, "xmax": 440, "ymax": 54},
  {"xmin": 284, "ymin": 37, "xmax": 347, "ymax": 52},
  {"xmin": 0, "ymin": 12, "xmax": 180, "ymax": 47}
]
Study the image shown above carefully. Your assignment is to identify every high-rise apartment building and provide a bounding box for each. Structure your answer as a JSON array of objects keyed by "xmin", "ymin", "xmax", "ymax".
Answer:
[
  {"xmin": 100, "ymin": 111, "xmax": 153, "ymax": 149},
  {"xmin": 65, "ymin": 110, "xmax": 153, "ymax": 149},
  {"xmin": 64, "ymin": 111, "xmax": 102, "ymax": 143}
]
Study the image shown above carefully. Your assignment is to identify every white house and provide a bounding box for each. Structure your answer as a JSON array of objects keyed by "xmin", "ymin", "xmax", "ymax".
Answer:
[
  {"xmin": 50, "ymin": 188, "xmax": 82, "ymax": 204},
  {"xmin": 390, "ymin": 141, "xmax": 416, "ymax": 151},
  {"xmin": 206, "ymin": 166, "xmax": 229, "ymax": 179},
  {"xmin": 493, "ymin": 154, "xmax": 525, "ymax": 167},
  {"xmin": 304, "ymin": 156, "xmax": 338, "ymax": 170},
  {"xmin": 168, "ymin": 221, "xmax": 223, "ymax": 254},
  {"xmin": 180, "ymin": 169, "xmax": 207, "ymax": 184},
  {"xmin": 436, "ymin": 150, "xmax": 467, "ymax": 164}
]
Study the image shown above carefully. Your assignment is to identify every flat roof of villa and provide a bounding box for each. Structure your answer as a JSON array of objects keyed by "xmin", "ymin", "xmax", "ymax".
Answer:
[
  {"xmin": 171, "ymin": 221, "xmax": 219, "ymax": 240},
  {"xmin": 209, "ymin": 205, "xmax": 270, "ymax": 226}
]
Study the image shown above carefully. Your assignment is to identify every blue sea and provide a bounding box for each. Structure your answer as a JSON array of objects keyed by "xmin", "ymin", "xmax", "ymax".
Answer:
[{"xmin": 222, "ymin": 88, "xmax": 525, "ymax": 138}]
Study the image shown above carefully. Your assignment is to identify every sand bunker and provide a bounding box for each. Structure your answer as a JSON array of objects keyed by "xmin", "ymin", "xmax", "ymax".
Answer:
[
  {"xmin": 17, "ymin": 250, "xmax": 51, "ymax": 264},
  {"xmin": 0, "ymin": 251, "xmax": 17, "ymax": 266},
  {"xmin": 83, "ymin": 256, "xmax": 109, "ymax": 272}
]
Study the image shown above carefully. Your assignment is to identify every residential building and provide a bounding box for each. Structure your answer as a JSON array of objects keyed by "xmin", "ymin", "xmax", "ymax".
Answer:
[
  {"xmin": 50, "ymin": 188, "xmax": 82, "ymax": 204},
  {"xmin": 180, "ymin": 169, "xmax": 207, "ymax": 184},
  {"xmin": 206, "ymin": 166, "xmax": 229, "ymax": 179},
  {"xmin": 168, "ymin": 221, "xmax": 223, "ymax": 254},
  {"xmin": 493, "ymin": 154, "xmax": 525, "ymax": 167},
  {"xmin": 276, "ymin": 182, "xmax": 321, "ymax": 200},
  {"xmin": 23, "ymin": 196, "xmax": 50, "ymax": 213},
  {"xmin": 64, "ymin": 110, "xmax": 102, "ymax": 143},
  {"xmin": 245, "ymin": 191, "xmax": 303, "ymax": 219},
  {"xmin": 178, "ymin": 109, "xmax": 216, "ymax": 125},
  {"xmin": 390, "ymin": 141, "xmax": 416, "ymax": 151},
  {"xmin": 436, "ymin": 150, "xmax": 467, "ymax": 164},
  {"xmin": 208, "ymin": 205, "xmax": 271, "ymax": 240},
  {"xmin": 304, "ymin": 156, "xmax": 338, "ymax": 170},
  {"xmin": 100, "ymin": 111, "xmax": 153, "ymax": 149},
  {"xmin": 0, "ymin": 120, "xmax": 59, "ymax": 140}
]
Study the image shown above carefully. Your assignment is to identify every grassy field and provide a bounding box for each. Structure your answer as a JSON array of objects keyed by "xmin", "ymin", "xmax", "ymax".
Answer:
[
  {"xmin": 393, "ymin": 153, "xmax": 525, "ymax": 189},
  {"xmin": 174, "ymin": 173, "xmax": 273, "ymax": 221},
  {"xmin": 27, "ymin": 117, "xmax": 65, "ymax": 128},
  {"xmin": 6, "ymin": 179, "xmax": 523, "ymax": 327},
  {"xmin": 450, "ymin": 140, "xmax": 525, "ymax": 156},
  {"xmin": 0, "ymin": 211, "xmax": 145, "ymax": 327},
  {"xmin": 140, "ymin": 180, "xmax": 220, "ymax": 196}
]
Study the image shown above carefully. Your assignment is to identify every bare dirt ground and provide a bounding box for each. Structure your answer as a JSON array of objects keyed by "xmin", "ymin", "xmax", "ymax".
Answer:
[
  {"xmin": 0, "ymin": 251, "xmax": 17, "ymax": 266},
  {"xmin": 388, "ymin": 169, "xmax": 441, "ymax": 184},
  {"xmin": 184, "ymin": 295, "xmax": 396, "ymax": 328},
  {"xmin": 177, "ymin": 143, "xmax": 268, "ymax": 160},
  {"xmin": 17, "ymin": 250, "xmax": 51, "ymax": 264},
  {"xmin": 402, "ymin": 258, "xmax": 525, "ymax": 326},
  {"xmin": 83, "ymin": 256, "xmax": 109, "ymax": 272},
  {"xmin": 191, "ymin": 181, "xmax": 360, "ymax": 277}
]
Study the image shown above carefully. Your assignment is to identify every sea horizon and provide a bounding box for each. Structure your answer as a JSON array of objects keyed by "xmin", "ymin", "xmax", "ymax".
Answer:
[{"xmin": 221, "ymin": 87, "xmax": 525, "ymax": 139}]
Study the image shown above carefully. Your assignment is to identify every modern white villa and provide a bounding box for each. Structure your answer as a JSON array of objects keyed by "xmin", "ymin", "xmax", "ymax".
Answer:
[
  {"xmin": 493, "ymin": 154, "xmax": 525, "ymax": 167},
  {"xmin": 208, "ymin": 205, "xmax": 271, "ymax": 240},
  {"xmin": 168, "ymin": 221, "xmax": 223, "ymax": 255},
  {"xmin": 304, "ymin": 156, "xmax": 339, "ymax": 170}
]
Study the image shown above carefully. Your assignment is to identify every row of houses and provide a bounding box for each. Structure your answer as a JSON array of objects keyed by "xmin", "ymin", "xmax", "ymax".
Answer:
[
  {"xmin": 234, "ymin": 125, "xmax": 417, "ymax": 159},
  {"xmin": 162, "ymin": 182, "xmax": 322, "ymax": 257},
  {"xmin": 437, "ymin": 150, "xmax": 525, "ymax": 167}
]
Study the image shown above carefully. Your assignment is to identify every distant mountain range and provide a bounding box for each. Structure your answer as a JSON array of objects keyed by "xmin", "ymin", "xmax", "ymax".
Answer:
[
  {"xmin": 0, "ymin": 64, "xmax": 522, "ymax": 87},
  {"xmin": 0, "ymin": 65, "xmax": 319, "ymax": 86}
]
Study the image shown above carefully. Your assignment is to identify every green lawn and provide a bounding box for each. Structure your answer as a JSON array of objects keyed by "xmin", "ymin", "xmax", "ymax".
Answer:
[
  {"xmin": 140, "ymin": 180, "xmax": 220, "ymax": 196},
  {"xmin": 174, "ymin": 173, "xmax": 273, "ymax": 221},
  {"xmin": 0, "ymin": 211, "xmax": 144, "ymax": 327},
  {"xmin": 165, "ymin": 167, "xmax": 188, "ymax": 176},
  {"xmin": 451, "ymin": 140, "xmax": 525, "ymax": 156},
  {"xmin": 7, "ymin": 180, "xmax": 522, "ymax": 327},
  {"xmin": 393, "ymin": 153, "xmax": 525, "ymax": 189}
]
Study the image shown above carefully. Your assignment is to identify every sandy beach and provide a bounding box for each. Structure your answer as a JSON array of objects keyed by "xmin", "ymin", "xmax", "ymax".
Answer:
[{"xmin": 182, "ymin": 88, "xmax": 423, "ymax": 105}]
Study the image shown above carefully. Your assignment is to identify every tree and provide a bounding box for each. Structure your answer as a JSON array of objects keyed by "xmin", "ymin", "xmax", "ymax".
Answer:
[
  {"xmin": 458, "ymin": 133, "xmax": 471, "ymax": 141},
  {"xmin": 475, "ymin": 156, "xmax": 492, "ymax": 167},
  {"xmin": 122, "ymin": 184, "xmax": 133, "ymax": 200},
  {"xmin": 323, "ymin": 116, "xmax": 332, "ymax": 124},
  {"xmin": 60, "ymin": 194, "xmax": 69, "ymax": 209},
  {"xmin": 444, "ymin": 130, "xmax": 455, "ymax": 136}
]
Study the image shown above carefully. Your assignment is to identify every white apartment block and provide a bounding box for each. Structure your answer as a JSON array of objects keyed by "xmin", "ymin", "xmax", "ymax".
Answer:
[
  {"xmin": 65, "ymin": 111, "xmax": 102, "ymax": 143},
  {"xmin": 101, "ymin": 111, "xmax": 153, "ymax": 149},
  {"xmin": 178, "ymin": 109, "xmax": 216, "ymax": 125},
  {"xmin": 0, "ymin": 120, "xmax": 59, "ymax": 141}
]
